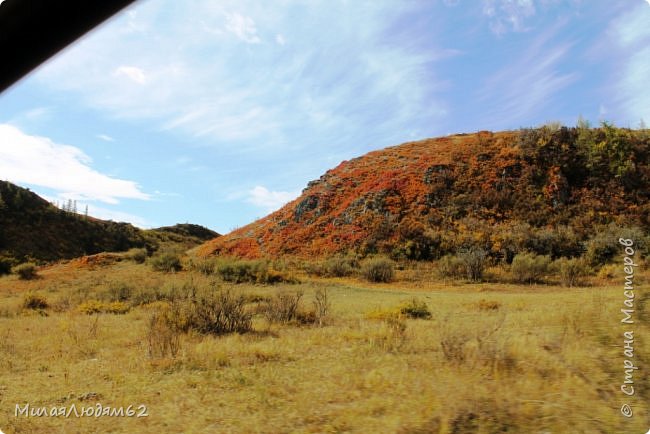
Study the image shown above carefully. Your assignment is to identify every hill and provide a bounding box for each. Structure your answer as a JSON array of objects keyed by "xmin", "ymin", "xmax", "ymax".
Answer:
[
  {"xmin": 199, "ymin": 124, "xmax": 650, "ymax": 261},
  {"xmin": 152, "ymin": 223, "xmax": 219, "ymax": 242},
  {"xmin": 143, "ymin": 223, "xmax": 220, "ymax": 253},
  {"xmin": 0, "ymin": 181, "xmax": 219, "ymax": 262}
]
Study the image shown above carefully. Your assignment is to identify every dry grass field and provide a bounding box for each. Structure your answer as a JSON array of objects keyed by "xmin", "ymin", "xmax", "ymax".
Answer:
[{"xmin": 0, "ymin": 256, "xmax": 648, "ymax": 433}]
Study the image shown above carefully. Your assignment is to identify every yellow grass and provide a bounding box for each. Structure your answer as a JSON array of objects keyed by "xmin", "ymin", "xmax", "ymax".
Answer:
[{"xmin": 0, "ymin": 260, "xmax": 648, "ymax": 433}]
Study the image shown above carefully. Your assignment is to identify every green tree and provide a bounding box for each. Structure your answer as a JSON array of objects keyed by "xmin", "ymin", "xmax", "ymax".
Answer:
[{"xmin": 586, "ymin": 122, "xmax": 634, "ymax": 178}]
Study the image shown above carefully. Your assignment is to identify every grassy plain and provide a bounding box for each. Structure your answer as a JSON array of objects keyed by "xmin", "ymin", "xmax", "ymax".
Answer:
[{"xmin": 0, "ymin": 257, "xmax": 648, "ymax": 433}]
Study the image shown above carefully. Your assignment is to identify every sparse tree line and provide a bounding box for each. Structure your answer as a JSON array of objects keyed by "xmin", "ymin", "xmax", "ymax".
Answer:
[{"xmin": 52, "ymin": 199, "xmax": 88, "ymax": 218}]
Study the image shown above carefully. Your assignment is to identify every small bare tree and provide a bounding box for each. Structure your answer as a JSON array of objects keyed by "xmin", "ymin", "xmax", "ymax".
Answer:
[{"xmin": 313, "ymin": 288, "xmax": 330, "ymax": 326}]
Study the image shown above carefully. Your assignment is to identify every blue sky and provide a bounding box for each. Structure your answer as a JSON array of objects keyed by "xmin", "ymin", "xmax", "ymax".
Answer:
[{"xmin": 1, "ymin": 0, "xmax": 649, "ymax": 233}]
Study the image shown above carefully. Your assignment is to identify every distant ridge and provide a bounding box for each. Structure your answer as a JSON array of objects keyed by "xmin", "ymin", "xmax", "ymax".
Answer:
[{"xmin": 0, "ymin": 180, "xmax": 219, "ymax": 261}]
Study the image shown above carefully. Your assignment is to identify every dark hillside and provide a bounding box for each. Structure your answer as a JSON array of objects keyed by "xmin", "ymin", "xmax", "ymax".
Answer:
[
  {"xmin": 0, "ymin": 181, "xmax": 219, "ymax": 262},
  {"xmin": 0, "ymin": 181, "xmax": 146, "ymax": 261}
]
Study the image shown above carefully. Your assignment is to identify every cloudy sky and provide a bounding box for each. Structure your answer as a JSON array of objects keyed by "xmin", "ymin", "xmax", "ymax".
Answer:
[{"xmin": 1, "ymin": 0, "xmax": 649, "ymax": 233}]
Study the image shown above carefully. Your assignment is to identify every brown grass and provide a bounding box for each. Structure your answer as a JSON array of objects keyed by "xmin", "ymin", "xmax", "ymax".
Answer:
[{"xmin": 0, "ymin": 258, "xmax": 648, "ymax": 433}]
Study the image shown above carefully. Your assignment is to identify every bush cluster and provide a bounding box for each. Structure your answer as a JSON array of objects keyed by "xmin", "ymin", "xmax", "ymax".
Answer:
[
  {"xmin": 437, "ymin": 254, "xmax": 466, "ymax": 279},
  {"xmin": 263, "ymin": 290, "xmax": 304, "ymax": 324},
  {"xmin": 22, "ymin": 293, "xmax": 49, "ymax": 310},
  {"xmin": 126, "ymin": 248, "xmax": 147, "ymax": 264},
  {"xmin": 14, "ymin": 263, "xmax": 38, "ymax": 280},
  {"xmin": 208, "ymin": 258, "xmax": 298, "ymax": 284},
  {"xmin": 510, "ymin": 253, "xmax": 551, "ymax": 284},
  {"xmin": 150, "ymin": 287, "xmax": 252, "ymax": 338},
  {"xmin": 323, "ymin": 256, "xmax": 357, "ymax": 277},
  {"xmin": 361, "ymin": 257, "xmax": 395, "ymax": 282},
  {"xmin": 438, "ymin": 249, "xmax": 488, "ymax": 282},
  {"xmin": 554, "ymin": 257, "xmax": 590, "ymax": 287},
  {"xmin": 458, "ymin": 248, "xmax": 488, "ymax": 282},
  {"xmin": 190, "ymin": 258, "xmax": 217, "ymax": 275},
  {"xmin": 302, "ymin": 255, "xmax": 358, "ymax": 278},
  {"xmin": 399, "ymin": 298, "xmax": 432, "ymax": 319},
  {"xmin": 150, "ymin": 251, "xmax": 183, "ymax": 273}
]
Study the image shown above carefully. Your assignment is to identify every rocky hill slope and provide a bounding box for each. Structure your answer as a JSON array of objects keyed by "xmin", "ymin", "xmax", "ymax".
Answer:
[{"xmin": 199, "ymin": 125, "xmax": 650, "ymax": 261}]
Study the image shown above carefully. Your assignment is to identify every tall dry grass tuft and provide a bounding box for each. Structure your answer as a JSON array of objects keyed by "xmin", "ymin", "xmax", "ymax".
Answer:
[
  {"xmin": 367, "ymin": 315, "xmax": 408, "ymax": 352},
  {"xmin": 148, "ymin": 308, "xmax": 182, "ymax": 358},
  {"xmin": 312, "ymin": 288, "xmax": 330, "ymax": 326}
]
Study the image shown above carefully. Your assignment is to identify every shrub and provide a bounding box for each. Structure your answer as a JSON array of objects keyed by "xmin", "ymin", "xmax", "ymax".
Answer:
[
  {"xmin": 399, "ymin": 298, "xmax": 432, "ymax": 319},
  {"xmin": 264, "ymin": 290, "xmax": 304, "ymax": 324},
  {"xmin": 126, "ymin": 248, "xmax": 147, "ymax": 264},
  {"xmin": 324, "ymin": 256, "xmax": 356, "ymax": 277},
  {"xmin": 437, "ymin": 254, "xmax": 465, "ymax": 279},
  {"xmin": 217, "ymin": 259, "xmax": 266, "ymax": 283},
  {"xmin": 585, "ymin": 225, "xmax": 647, "ymax": 267},
  {"xmin": 296, "ymin": 309, "xmax": 318, "ymax": 325},
  {"xmin": 361, "ymin": 257, "xmax": 395, "ymax": 283},
  {"xmin": 187, "ymin": 290, "xmax": 252, "ymax": 334},
  {"xmin": 302, "ymin": 261, "xmax": 326, "ymax": 277},
  {"xmin": 151, "ymin": 252, "xmax": 183, "ymax": 273},
  {"xmin": 22, "ymin": 293, "xmax": 49, "ymax": 310},
  {"xmin": 77, "ymin": 300, "xmax": 104, "ymax": 314},
  {"xmin": 105, "ymin": 282, "xmax": 133, "ymax": 302},
  {"xmin": 510, "ymin": 252, "xmax": 551, "ymax": 284},
  {"xmin": 131, "ymin": 286, "xmax": 167, "ymax": 306},
  {"xmin": 0, "ymin": 256, "xmax": 13, "ymax": 276},
  {"xmin": 458, "ymin": 248, "xmax": 488, "ymax": 282},
  {"xmin": 596, "ymin": 263, "xmax": 618, "ymax": 281},
  {"xmin": 191, "ymin": 258, "xmax": 217, "ymax": 275},
  {"xmin": 153, "ymin": 288, "xmax": 252, "ymax": 336},
  {"xmin": 216, "ymin": 259, "xmax": 296, "ymax": 284},
  {"xmin": 554, "ymin": 257, "xmax": 590, "ymax": 287},
  {"xmin": 264, "ymin": 268, "xmax": 296, "ymax": 284},
  {"xmin": 14, "ymin": 263, "xmax": 37, "ymax": 280}
]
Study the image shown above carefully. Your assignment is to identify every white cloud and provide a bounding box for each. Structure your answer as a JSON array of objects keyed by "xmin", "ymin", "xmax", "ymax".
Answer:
[
  {"xmin": 97, "ymin": 134, "xmax": 115, "ymax": 142},
  {"xmin": 618, "ymin": 48, "xmax": 650, "ymax": 123},
  {"xmin": 608, "ymin": 4, "xmax": 650, "ymax": 124},
  {"xmin": 225, "ymin": 12, "xmax": 261, "ymax": 44},
  {"xmin": 275, "ymin": 34, "xmax": 286, "ymax": 45},
  {"xmin": 114, "ymin": 65, "xmax": 147, "ymax": 84},
  {"xmin": 0, "ymin": 124, "xmax": 150, "ymax": 204},
  {"xmin": 31, "ymin": 0, "xmax": 448, "ymax": 152},
  {"xmin": 24, "ymin": 107, "xmax": 51, "ymax": 120},
  {"xmin": 246, "ymin": 186, "xmax": 299, "ymax": 211},
  {"xmin": 483, "ymin": 0, "xmax": 536, "ymax": 34}
]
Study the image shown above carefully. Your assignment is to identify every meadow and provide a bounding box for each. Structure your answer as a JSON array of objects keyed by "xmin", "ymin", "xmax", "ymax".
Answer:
[{"xmin": 0, "ymin": 253, "xmax": 648, "ymax": 433}]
